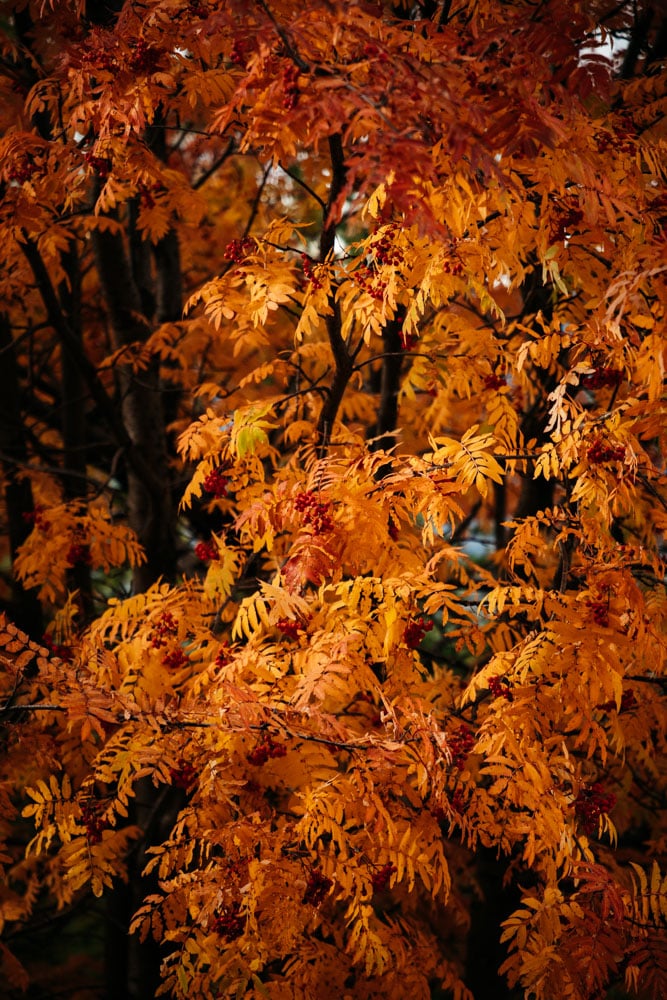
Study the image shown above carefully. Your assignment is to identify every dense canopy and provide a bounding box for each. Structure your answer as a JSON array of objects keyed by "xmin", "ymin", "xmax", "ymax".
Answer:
[{"xmin": 1, "ymin": 2, "xmax": 666, "ymax": 998}]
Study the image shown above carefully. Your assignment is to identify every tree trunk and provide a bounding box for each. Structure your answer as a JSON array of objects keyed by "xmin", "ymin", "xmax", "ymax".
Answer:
[{"xmin": 0, "ymin": 313, "xmax": 43, "ymax": 638}]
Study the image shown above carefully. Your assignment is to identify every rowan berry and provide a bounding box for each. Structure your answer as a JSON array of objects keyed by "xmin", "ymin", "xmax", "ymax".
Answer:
[
  {"xmin": 195, "ymin": 540, "xmax": 219, "ymax": 562},
  {"xmin": 276, "ymin": 618, "xmax": 305, "ymax": 639},
  {"xmin": 282, "ymin": 61, "xmax": 300, "ymax": 110},
  {"xmin": 488, "ymin": 675, "xmax": 513, "ymax": 700},
  {"xmin": 484, "ymin": 373, "xmax": 506, "ymax": 390},
  {"xmin": 203, "ymin": 468, "xmax": 229, "ymax": 498},
  {"xmin": 150, "ymin": 612, "xmax": 178, "ymax": 649},
  {"xmin": 574, "ymin": 782, "xmax": 616, "ymax": 836},
  {"xmin": 403, "ymin": 616, "xmax": 429, "ymax": 649},
  {"xmin": 302, "ymin": 868, "xmax": 332, "ymax": 905},
  {"xmin": 586, "ymin": 439, "xmax": 625, "ymax": 464},
  {"xmin": 582, "ymin": 367, "xmax": 623, "ymax": 389},
  {"xmin": 169, "ymin": 760, "xmax": 197, "ymax": 789},
  {"xmin": 66, "ymin": 542, "xmax": 92, "ymax": 568},
  {"xmin": 246, "ymin": 735, "xmax": 287, "ymax": 765},
  {"xmin": 448, "ymin": 726, "xmax": 475, "ymax": 769},
  {"xmin": 81, "ymin": 801, "xmax": 106, "ymax": 844},
  {"xmin": 162, "ymin": 648, "xmax": 189, "ymax": 670},
  {"xmin": 211, "ymin": 901, "xmax": 244, "ymax": 940},
  {"xmin": 224, "ymin": 237, "xmax": 256, "ymax": 262},
  {"xmin": 371, "ymin": 863, "xmax": 396, "ymax": 892}
]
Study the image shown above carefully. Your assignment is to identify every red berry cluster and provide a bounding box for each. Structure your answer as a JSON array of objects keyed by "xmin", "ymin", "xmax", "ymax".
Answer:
[
  {"xmin": 7, "ymin": 157, "xmax": 36, "ymax": 184},
  {"xmin": 613, "ymin": 114, "xmax": 637, "ymax": 154},
  {"xmin": 81, "ymin": 801, "xmax": 106, "ymax": 844},
  {"xmin": 294, "ymin": 491, "xmax": 334, "ymax": 534},
  {"xmin": 442, "ymin": 258, "xmax": 463, "ymax": 276},
  {"xmin": 550, "ymin": 207, "xmax": 583, "ymax": 242},
  {"xmin": 84, "ymin": 151, "xmax": 111, "ymax": 179},
  {"xmin": 574, "ymin": 782, "xmax": 616, "ymax": 836},
  {"xmin": 230, "ymin": 38, "xmax": 249, "ymax": 67},
  {"xmin": 400, "ymin": 330, "xmax": 419, "ymax": 351},
  {"xmin": 302, "ymin": 868, "xmax": 332, "ymax": 906},
  {"xmin": 403, "ymin": 616, "xmax": 429, "ymax": 649},
  {"xmin": 587, "ymin": 439, "xmax": 625, "ymax": 464},
  {"xmin": 276, "ymin": 618, "xmax": 305, "ymax": 639},
  {"xmin": 450, "ymin": 788, "xmax": 467, "ymax": 814},
  {"xmin": 23, "ymin": 505, "xmax": 50, "ymax": 532},
  {"xmin": 354, "ymin": 263, "xmax": 387, "ymax": 301},
  {"xmin": 282, "ymin": 62, "xmax": 300, "ymax": 110},
  {"xmin": 66, "ymin": 542, "xmax": 92, "ymax": 568},
  {"xmin": 195, "ymin": 539, "xmax": 219, "ymax": 562},
  {"xmin": 301, "ymin": 254, "xmax": 322, "ymax": 289},
  {"xmin": 586, "ymin": 599, "xmax": 609, "ymax": 628},
  {"xmin": 362, "ymin": 42, "xmax": 389, "ymax": 62},
  {"xmin": 211, "ymin": 901, "xmax": 244, "ymax": 940},
  {"xmin": 187, "ymin": 0, "xmax": 209, "ymax": 16},
  {"xmin": 600, "ymin": 690, "xmax": 637, "ymax": 713},
  {"xmin": 388, "ymin": 515, "xmax": 399, "ymax": 541},
  {"xmin": 162, "ymin": 648, "xmax": 189, "ymax": 670},
  {"xmin": 448, "ymin": 726, "xmax": 476, "ymax": 769},
  {"xmin": 203, "ymin": 467, "xmax": 229, "ymax": 498},
  {"xmin": 42, "ymin": 633, "xmax": 74, "ymax": 662},
  {"xmin": 488, "ymin": 675, "xmax": 513, "ymax": 700},
  {"xmin": 137, "ymin": 181, "xmax": 164, "ymax": 210},
  {"xmin": 215, "ymin": 641, "xmax": 232, "ymax": 667},
  {"xmin": 224, "ymin": 237, "xmax": 256, "ymax": 262},
  {"xmin": 371, "ymin": 863, "xmax": 396, "ymax": 892},
  {"xmin": 484, "ymin": 373, "xmax": 506, "ymax": 390},
  {"xmin": 582, "ymin": 367, "xmax": 623, "ymax": 389},
  {"xmin": 372, "ymin": 224, "xmax": 403, "ymax": 266},
  {"xmin": 150, "ymin": 611, "xmax": 178, "ymax": 649},
  {"xmin": 246, "ymin": 735, "xmax": 287, "ymax": 766},
  {"xmin": 169, "ymin": 759, "xmax": 197, "ymax": 789},
  {"xmin": 129, "ymin": 39, "xmax": 161, "ymax": 74}
]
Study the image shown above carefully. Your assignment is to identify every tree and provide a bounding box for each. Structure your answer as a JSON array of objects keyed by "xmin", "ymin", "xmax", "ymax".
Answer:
[{"xmin": 1, "ymin": 1, "xmax": 667, "ymax": 997}]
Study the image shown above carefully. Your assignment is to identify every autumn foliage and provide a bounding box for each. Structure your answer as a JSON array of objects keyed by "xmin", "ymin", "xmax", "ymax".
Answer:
[{"xmin": 1, "ymin": 1, "xmax": 667, "ymax": 998}]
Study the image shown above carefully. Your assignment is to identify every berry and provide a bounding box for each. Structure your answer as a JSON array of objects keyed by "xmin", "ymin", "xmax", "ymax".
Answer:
[
  {"xmin": 195, "ymin": 540, "xmax": 219, "ymax": 562},
  {"xmin": 203, "ymin": 467, "xmax": 229, "ymax": 498},
  {"xmin": 403, "ymin": 616, "xmax": 429, "ymax": 649},
  {"xmin": 23, "ymin": 505, "xmax": 50, "ymax": 532},
  {"xmin": 150, "ymin": 612, "xmax": 178, "ymax": 649},
  {"xmin": 586, "ymin": 439, "xmax": 625, "ymax": 464},
  {"xmin": 42, "ymin": 633, "xmax": 74, "ymax": 662},
  {"xmin": 246, "ymin": 735, "xmax": 287, "ymax": 765},
  {"xmin": 371, "ymin": 863, "xmax": 396, "ymax": 893},
  {"xmin": 129, "ymin": 38, "xmax": 161, "ymax": 74},
  {"xmin": 215, "ymin": 642, "xmax": 232, "ymax": 667},
  {"xmin": 400, "ymin": 330, "xmax": 419, "ymax": 351},
  {"xmin": 169, "ymin": 760, "xmax": 197, "ymax": 789},
  {"xmin": 488, "ymin": 675, "xmax": 513, "ymax": 700},
  {"xmin": 586, "ymin": 599, "xmax": 609, "ymax": 627},
  {"xmin": 81, "ymin": 801, "xmax": 106, "ymax": 844},
  {"xmin": 574, "ymin": 782, "xmax": 616, "ymax": 836},
  {"xmin": 582, "ymin": 367, "xmax": 623, "ymax": 389},
  {"xmin": 84, "ymin": 151, "xmax": 111, "ymax": 179},
  {"xmin": 211, "ymin": 901, "xmax": 244, "ymax": 940},
  {"xmin": 301, "ymin": 254, "xmax": 322, "ymax": 289},
  {"xmin": 224, "ymin": 237, "xmax": 256, "ymax": 262},
  {"xmin": 302, "ymin": 868, "xmax": 332, "ymax": 906},
  {"xmin": 66, "ymin": 542, "xmax": 92, "ymax": 568},
  {"xmin": 484, "ymin": 373, "xmax": 506, "ymax": 390},
  {"xmin": 293, "ymin": 491, "xmax": 334, "ymax": 534},
  {"xmin": 282, "ymin": 61, "xmax": 300, "ymax": 110},
  {"xmin": 372, "ymin": 224, "xmax": 403, "ymax": 266},
  {"xmin": 162, "ymin": 648, "xmax": 188, "ymax": 670},
  {"xmin": 447, "ymin": 726, "xmax": 475, "ymax": 769},
  {"xmin": 276, "ymin": 618, "xmax": 305, "ymax": 639}
]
